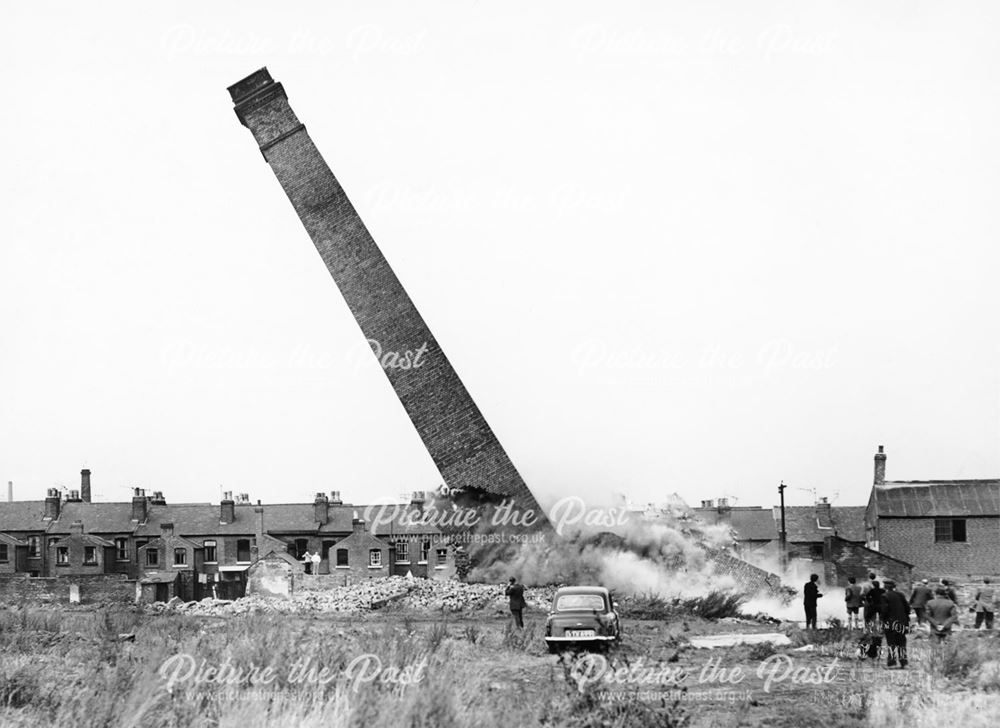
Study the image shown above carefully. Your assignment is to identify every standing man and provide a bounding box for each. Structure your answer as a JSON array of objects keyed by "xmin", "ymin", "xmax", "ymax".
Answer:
[
  {"xmin": 926, "ymin": 587, "xmax": 960, "ymax": 641},
  {"xmin": 804, "ymin": 574, "xmax": 823, "ymax": 630},
  {"xmin": 505, "ymin": 576, "xmax": 526, "ymax": 629},
  {"xmin": 881, "ymin": 580, "xmax": 910, "ymax": 668},
  {"xmin": 861, "ymin": 572, "xmax": 878, "ymax": 632},
  {"xmin": 909, "ymin": 579, "xmax": 933, "ymax": 627},
  {"xmin": 973, "ymin": 578, "xmax": 996, "ymax": 630},
  {"xmin": 865, "ymin": 580, "xmax": 885, "ymax": 634},
  {"xmin": 845, "ymin": 576, "xmax": 863, "ymax": 630}
]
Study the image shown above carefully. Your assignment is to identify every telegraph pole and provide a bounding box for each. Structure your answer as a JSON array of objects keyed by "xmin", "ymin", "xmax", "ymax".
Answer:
[{"xmin": 778, "ymin": 481, "xmax": 788, "ymax": 570}]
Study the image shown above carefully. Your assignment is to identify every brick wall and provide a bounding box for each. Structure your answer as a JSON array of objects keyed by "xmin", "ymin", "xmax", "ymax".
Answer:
[
  {"xmin": 707, "ymin": 549, "xmax": 786, "ymax": 598},
  {"xmin": 822, "ymin": 536, "xmax": 913, "ymax": 587},
  {"xmin": 0, "ymin": 575, "xmax": 135, "ymax": 605},
  {"xmin": 228, "ymin": 69, "xmax": 544, "ymax": 522},
  {"xmin": 878, "ymin": 517, "xmax": 1000, "ymax": 579}
]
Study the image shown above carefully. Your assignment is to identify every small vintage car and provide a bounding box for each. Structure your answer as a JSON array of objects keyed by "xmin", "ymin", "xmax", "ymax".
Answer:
[{"xmin": 544, "ymin": 585, "xmax": 621, "ymax": 652}]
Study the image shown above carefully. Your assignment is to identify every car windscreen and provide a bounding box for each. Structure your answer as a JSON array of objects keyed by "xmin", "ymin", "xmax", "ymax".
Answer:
[{"xmin": 555, "ymin": 594, "xmax": 606, "ymax": 611}]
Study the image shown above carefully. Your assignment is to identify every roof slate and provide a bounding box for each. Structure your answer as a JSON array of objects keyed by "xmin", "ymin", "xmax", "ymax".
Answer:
[
  {"xmin": 771, "ymin": 505, "xmax": 867, "ymax": 542},
  {"xmin": 0, "ymin": 502, "xmax": 49, "ymax": 531}
]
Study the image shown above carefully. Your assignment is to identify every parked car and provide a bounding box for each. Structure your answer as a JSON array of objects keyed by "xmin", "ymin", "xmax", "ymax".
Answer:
[{"xmin": 544, "ymin": 585, "xmax": 621, "ymax": 652}]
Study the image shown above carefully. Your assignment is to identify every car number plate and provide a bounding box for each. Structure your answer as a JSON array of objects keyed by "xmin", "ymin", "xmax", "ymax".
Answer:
[{"xmin": 566, "ymin": 630, "xmax": 595, "ymax": 637}]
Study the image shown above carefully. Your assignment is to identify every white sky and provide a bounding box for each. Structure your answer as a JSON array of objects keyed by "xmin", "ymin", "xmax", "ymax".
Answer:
[{"xmin": 2, "ymin": 1, "xmax": 998, "ymax": 511}]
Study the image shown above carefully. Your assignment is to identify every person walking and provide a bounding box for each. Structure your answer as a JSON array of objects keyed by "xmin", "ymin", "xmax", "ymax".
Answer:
[
  {"xmin": 865, "ymin": 579, "xmax": 885, "ymax": 634},
  {"xmin": 909, "ymin": 579, "xmax": 933, "ymax": 627},
  {"xmin": 926, "ymin": 587, "xmax": 959, "ymax": 641},
  {"xmin": 804, "ymin": 574, "xmax": 823, "ymax": 630},
  {"xmin": 880, "ymin": 580, "xmax": 910, "ymax": 668},
  {"xmin": 845, "ymin": 576, "xmax": 863, "ymax": 630},
  {"xmin": 973, "ymin": 578, "xmax": 996, "ymax": 630},
  {"xmin": 505, "ymin": 576, "xmax": 526, "ymax": 629},
  {"xmin": 861, "ymin": 572, "xmax": 879, "ymax": 632}
]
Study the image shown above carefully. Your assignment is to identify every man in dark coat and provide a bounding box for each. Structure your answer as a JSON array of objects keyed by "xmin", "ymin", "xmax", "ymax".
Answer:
[
  {"xmin": 909, "ymin": 579, "xmax": 933, "ymax": 626},
  {"xmin": 865, "ymin": 580, "xmax": 885, "ymax": 634},
  {"xmin": 880, "ymin": 580, "xmax": 910, "ymax": 668},
  {"xmin": 803, "ymin": 574, "xmax": 823, "ymax": 630},
  {"xmin": 926, "ymin": 587, "xmax": 959, "ymax": 641},
  {"xmin": 505, "ymin": 576, "xmax": 526, "ymax": 629}
]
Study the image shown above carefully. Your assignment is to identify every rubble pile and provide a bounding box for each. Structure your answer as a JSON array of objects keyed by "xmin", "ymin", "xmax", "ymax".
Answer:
[{"xmin": 146, "ymin": 577, "xmax": 556, "ymax": 617}]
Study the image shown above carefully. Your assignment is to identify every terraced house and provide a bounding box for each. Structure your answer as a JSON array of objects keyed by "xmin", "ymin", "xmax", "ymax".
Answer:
[{"xmin": 0, "ymin": 469, "xmax": 457, "ymax": 603}]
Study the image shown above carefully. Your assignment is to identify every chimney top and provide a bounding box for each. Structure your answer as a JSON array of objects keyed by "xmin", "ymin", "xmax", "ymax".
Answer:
[
  {"xmin": 228, "ymin": 68, "xmax": 274, "ymax": 104},
  {"xmin": 222, "ymin": 491, "xmax": 233, "ymax": 502}
]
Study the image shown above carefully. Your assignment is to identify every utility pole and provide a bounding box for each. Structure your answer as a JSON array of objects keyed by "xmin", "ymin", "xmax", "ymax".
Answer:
[{"xmin": 778, "ymin": 481, "xmax": 788, "ymax": 570}]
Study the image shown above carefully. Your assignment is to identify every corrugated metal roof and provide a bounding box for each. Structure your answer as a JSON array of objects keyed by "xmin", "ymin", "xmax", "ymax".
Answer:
[{"xmin": 874, "ymin": 481, "xmax": 1000, "ymax": 517}]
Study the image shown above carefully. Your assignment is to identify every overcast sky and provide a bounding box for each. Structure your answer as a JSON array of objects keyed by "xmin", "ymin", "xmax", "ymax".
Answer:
[{"xmin": 2, "ymin": 1, "xmax": 997, "ymax": 512}]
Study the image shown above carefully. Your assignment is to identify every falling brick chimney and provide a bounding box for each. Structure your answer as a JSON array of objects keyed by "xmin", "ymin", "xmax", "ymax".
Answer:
[
  {"xmin": 314, "ymin": 492, "xmax": 329, "ymax": 525},
  {"xmin": 228, "ymin": 68, "xmax": 545, "ymax": 524},
  {"xmin": 80, "ymin": 469, "xmax": 91, "ymax": 503},
  {"xmin": 220, "ymin": 491, "xmax": 235, "ymax": 525},
  {"xmin": 44, "ymin": 488, "xmax": 60, "ymax": 520},
  {"xmin": 410, "ymin": 491, "xmax": 426, "ymax": 511},
  {"xmin": 874, "ymin": 445, "xmax": 887, "ymax": 485},
  {"xmin": 131, "ymin": 488, "xmax": 147, "ymax": 522}
]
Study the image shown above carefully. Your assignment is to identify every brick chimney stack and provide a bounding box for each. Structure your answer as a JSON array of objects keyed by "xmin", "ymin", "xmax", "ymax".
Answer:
[
  {"xmin": 70, "ymin": 521, "xmax": 84, "ymax": 535},
  {"xmin": 227, "ymin": 69, "xmax": 545, "ymax": 525},
  {"xmin": 220, "ymin": 492, "xmax": 235, "ymax": 525},
  {"xmin": 44, "ymin": 488, "xmax": 60, "ymax": 520},
  {"xmin": 80, "ymin": 469, "xmax": 91, "ymax": 503},
  {"xmin": 160, "ymin": 522, "xmax": 174, "ymax": 538},
  {"xmin": 131, "ymin": 488, "xmax": 147, "ymax": 522},
  {"xmin": 314, "ymin": 492, "xmax": 329, "ymax": 525},
  {"xmin": 874, "ymin": 445, "xmax": 887, "ymax": 485}
]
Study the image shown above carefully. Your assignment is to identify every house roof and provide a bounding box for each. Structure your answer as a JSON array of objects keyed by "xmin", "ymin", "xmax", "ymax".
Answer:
[
  {"xmin": 134, "ymin": 503, "xmax": 253, "ymax": 537},
  {"xmin": 872, "ymin": 480, "xmax": 1000, "ymax": 517},
  {"xmin": 0, "ymin": 532, "xmax": 27, "ymax": 546},
  {"xmin": 771, "ymin": 505, "xmax": 867, "ymax": 542},
  {"xmin": 49, "ymin": 503, "xmax": 138, "ymax": 535},
  {"xmin": 49, "ymin": 533, "xmax": 115, "ymax": 548},
  {"xmin": 255, "ymin": 549, "xmax": 305, "ymax": 568},
  {"xmin": 0, "ymin": 502, "xmax": 48, "ymax": 531},
  {"xmin": 139, "ymin": 534, "xmax": 203, "ymax": 550},
  {"xmin": 693, "ymin": 508, "xmax": 777, "ymax": 541}
]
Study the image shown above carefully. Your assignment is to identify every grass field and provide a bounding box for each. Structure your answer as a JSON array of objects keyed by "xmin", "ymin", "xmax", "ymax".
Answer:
[{"xmin": 1, "ymin": 603, "xmax": 999, "ymax": 727}]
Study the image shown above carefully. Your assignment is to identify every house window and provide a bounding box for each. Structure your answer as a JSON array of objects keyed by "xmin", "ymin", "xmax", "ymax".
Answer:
[
  {"xmin": 336, "ymin": 549, "xmax": 349, "ymax": 567},
  {"xmin": 84, "ymin": 546, "xmax": 97, "ymax": 565},
  {"xmin": 810, "ymin": 543, "xmax": 824, "ymax": 558},
  {"xmin": 236, "ymin": 539, "xmax": 251, "ymax": 563},
  {"xmin": 27, "ymin": 536, "xmax": 40, "ymax": 558},
  {"xmin": 56, "ymin": 547, "xmax": 69, "ymax": 564},
  {"xmin": 115, "ymin": 538, "xmax": 128, "ymax": 561},
  {"xmin": 369, "ymin": 549, "xmax": 382, "ymax": 568},
  {"xmin": 204, "ymin": 540, "xmax": 217, "ymax": 563},
  {"xmin": 436, "ymin": 548, "xmax": 448, "ymax": 564},
  {"xmin": 419, "ymin": 540, "xmax": 430, "ymax": 562},
  {"xmin": 935, "ymin": 518, "xmax": 967, "ymax": 543},
  {"xmin": 395, "ymin": 541, "xmax": 409, "ymax": 563},
  {"xmin": 146, "ymin": 548, "xmax": 159, "ymax": 567},
  {"xmin": 174, "ymin": 548, "xmax": 187, "ymax": 566},
  {"xmin": 0, "ymin": 544, "xmax": 7, "ymax": 563}
]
